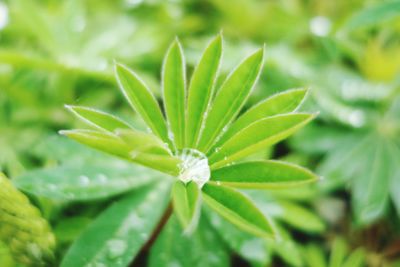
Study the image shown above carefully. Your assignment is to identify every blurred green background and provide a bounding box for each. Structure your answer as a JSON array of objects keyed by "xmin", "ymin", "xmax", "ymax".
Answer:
[{"xmin": 0, "ymin": 0, "xmax": 400, "ymax": 266}]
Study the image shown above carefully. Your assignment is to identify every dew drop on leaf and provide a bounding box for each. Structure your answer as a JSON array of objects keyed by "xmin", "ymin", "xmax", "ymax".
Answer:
[
  {"xmin": 176, "ymin": 149, "xmax": 210, "ymax": 188},
  {"xmin": 107, "ymin": 239, "xmax": 127, "ymax": 259}
]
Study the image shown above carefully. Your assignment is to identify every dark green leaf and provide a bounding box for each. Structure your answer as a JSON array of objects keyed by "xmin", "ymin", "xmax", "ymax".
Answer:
[
  {"xmin": 14, "ymin": 163, "xmax": 160, "ymax": 201},
  {"xmin": 148, "ymin": 215, "xmax": 229, "ymax": 267},
  {"xmin": 61, "ymin": 182, "xmax": 170, "ymax": 267}
]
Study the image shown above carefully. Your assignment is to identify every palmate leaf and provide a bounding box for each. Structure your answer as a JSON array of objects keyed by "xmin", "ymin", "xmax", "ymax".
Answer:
[
  {"xmin": 172, "ymin": 181, "xmax": 201, "ymax": 233},
  {"xmin": 209, "ymin": 113, "xmax": 315, "ymax": 169},
  {"xmin": 162, "ymin": 39, "xmax": 186, "ymax": 149},
  {"xmin": 196, "ymin": 47, "xmax": 264, "ymax": 153},
  {"xmin": 185, "ymin": 34, "xmax": 222, "ymax": 148},
  {"xmin": 61, "ymin": 181, "xmax": 170, "ymax": 267},
  {"xmin": 202, "ymin": 183, "xmax": 275, "ymax": 239},
  {"xmin": 115, "ymin": 63, "xmax": 171, "ymax": 147},
  {"xmin": 210, "ymin": 160, "xmax": 318, "ymax": 189},
  {"xmin": 61, "ymin": 34, "xmax": 318, "ymax": 243}
]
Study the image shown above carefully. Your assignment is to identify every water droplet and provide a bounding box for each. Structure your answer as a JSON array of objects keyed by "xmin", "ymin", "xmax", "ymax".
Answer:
[
  {"xmin": 46, "ymin": 184, "xmax": 57, "ymax": 191},
  {"xmin": 107, "ymin": 239, "xmax": 127, "ymax": 259},
  {"xmin": 176, "ymin": 149, "xmax": 210, "ymax": 188},
  {"xmin": 168, "ymin": 261, "xmax": 182, "ymax": 267},
  {"xmin": 97, "ymin": 174, "xmax": 108, "ymax": 184},
  {"xmin": 79, "ymin": 175, "xmax": 90, "ymax": 186}
]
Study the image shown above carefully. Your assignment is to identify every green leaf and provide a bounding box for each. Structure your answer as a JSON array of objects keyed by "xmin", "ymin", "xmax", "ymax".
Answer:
[
  {"xmin": 59, "ymin": 129, "xmax": 130, "ymax": 159},
  {"xmin": 342, "ymin": 248, "xmax": 365, "ymax": 267},
  {"xmin": 149, "ymin": 215, "xmax": 229, "ymax": 267},
  {"xmin": 61, "ymin": 182, "xmax": 170, "ymax": 267},
  {"xmin": 162, "ymin": 39, "xmax": 186, "ymax": 149},
  {"xmin": 210, "ymin": 160, "xmax": 318, "ymax": 189},
  {"xmin": 60, "ymin": 130, "xmax": 180, "ymax": 175},
  {"xmin": 205, "ymin": 208, "xmax": 272, "ymax": 266},
  {"xmin": 172, "ymin": 181, "xmax": 201, "ymax": 233},
  {"xmin": 197, "ymin": 48, "xmax": 264, "ymax": 153},
  {"xmin": 277, "ymin": 201, "xmax": 325, "ymax": 233},
  {"xmin": 65, "ymin": 105, "xmax": 132, "ymax": 132},
  {"xmin": 116, "ymin": 129, "xmax": 171, "ymax": 156},
  {"xmin": 352, "ymin": 139, "xmax": 390, "ymax": 225},
  {"xmin": 115, "ymin": 63, "xmax": 171, "ymax": 146},
  {"xmin": 329, "ymin": 238, "xmax": 348, "ymax": 267},
  {"xmin": 202, "ymin": 183, "xmax": 275, "ymax": 239},
  {"xmin": 185, "ymin": 34, "xmax": 222, "ymax": 148},
  {"xmin": 389, "ymin": 144, "xmax": 400, "ymax": 218},
  {"xmin": 303, "ymin": 244, "xmax": 326, "ymax": 267},
  {"xmin": 216, "ymin": 88, "xmax": 307, "ymax": 147},
  {"xmin": 209, "ymin": 113, "xmax": 315, "ymax": 169},
  {"xmin": 13, "ymin": 163, "xmax": 159, "ymax": 201},
  {"xmin": 343, "ymin": 0, "xmax": 400, "ymax": 31}
]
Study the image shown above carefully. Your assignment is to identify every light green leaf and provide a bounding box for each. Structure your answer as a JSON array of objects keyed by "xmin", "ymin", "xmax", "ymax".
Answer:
[
  {"xmin": 304, "ymin": 244, "xmax": 326, "ymax": 267},
  {"xmin": 116, "ymin": 129, "xmax": 171, "ymax": 156},
  {"xmin": 172, "ymin": 181, "xmax": 201, "ymax": 233},
  {"xmin": 210, "ymin": 160, "xmax": 318, "ymax": 189},
  {"xmin": 185, "ymin": 34, "xmax": 222, "ymax": 148},
  {"xmin": 14, "ymin": 163, "xmax": 159, "ymax": 201},
  {"xmin": 115, "ymin": 63, "xmax": 171, "ymax": 146},
  {"xmin": 149, "ymin": 215, "xmax": 229, "ymax": 267},
  {"xmin": 60, "ymin": 130, "xmax": 180, "ymax": 175},
  {"xmin": 352, "ymin": 139, "xmax": 390, "ymax": 225},
  {"xmin": 197, "ymin": 48, "xmax": 264, "ymax": 153},
  {"xmin": 129, "ymin": 152, "xmax": 180, "ymax": 176},
  {"xmin": 343, "ymin": 0, "xmax": 400, "ymax": 31},
  {"xmin": 209, "ymin": 113, "xmax": 315, "ymax": 169},
  {"xmin": 65, "ymin": 105, "xmax": 132, "ymax": 132},
  {"xmin": 162, "ymin": 39, "xmax": 186, "ymax": 149},
  {"xmin": 329, "ymin": 238, "xmax": 348, "ymax": 267},
  {"xmin": 59, "ymin": 129, "xmax": 130, "ymax": 159},
  {"xmin": 202, "ymin": 183, "xmax": 275, "ymax": 239},
  {"xmin": 342, "ymin": 248, "xmax": 365, "ymax": 267},
  {"xmin": 278, "ymin": 201, "xmax": 325, "ymax": 233},
  {"xmin": 216, "ymin": 88, "xmax": 307, "ymax": 147},
  {"xmin": 61, "ymin": 182, "xmax": 170, "ymax": 267}
]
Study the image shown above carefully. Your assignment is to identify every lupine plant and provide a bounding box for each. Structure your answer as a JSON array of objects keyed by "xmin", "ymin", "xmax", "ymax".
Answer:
[{"xmin": 53, "ymin": 34, "xmax": 319, "ymax": 266}]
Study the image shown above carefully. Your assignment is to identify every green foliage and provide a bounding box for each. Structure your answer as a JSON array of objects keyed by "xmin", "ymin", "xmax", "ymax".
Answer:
[
  {"xmin": 2, "ymin": 0, "xmax": 400, "ymax": 266},
  {"xmin": 63, "ymin": 36, "xmax": 315, "ymax": 242},
  {"xmin": 61, "ymin": 182, "xmax": 171, "ymax": 267}
]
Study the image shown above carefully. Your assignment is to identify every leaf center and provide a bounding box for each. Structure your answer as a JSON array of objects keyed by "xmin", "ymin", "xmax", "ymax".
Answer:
[{"xmin": 177, "ymin": 149, "xmax": 210, "ymax": 188}]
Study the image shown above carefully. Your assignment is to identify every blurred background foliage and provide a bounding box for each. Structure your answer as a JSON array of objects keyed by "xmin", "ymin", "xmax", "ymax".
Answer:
[{"xmin": 0, "ymin": 0, "xmax": 400, "ymax": 266}]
